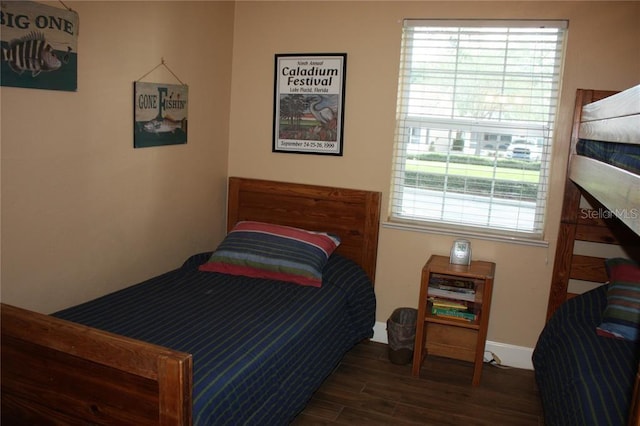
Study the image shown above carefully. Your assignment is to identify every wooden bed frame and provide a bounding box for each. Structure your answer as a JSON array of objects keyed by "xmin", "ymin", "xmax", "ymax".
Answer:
[
  {"xmin": 1, "ymin": 177, "xmax": 381, "ymax": 425},
  {"xmin": 546, "ymin": 86, "xmax": 640, "ymax": 426}
]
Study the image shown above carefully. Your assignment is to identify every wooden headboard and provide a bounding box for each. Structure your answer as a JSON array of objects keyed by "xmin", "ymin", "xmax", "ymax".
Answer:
[{"xmin": 227, "ymin": 177, "xmax": 382, "ymax": 284}]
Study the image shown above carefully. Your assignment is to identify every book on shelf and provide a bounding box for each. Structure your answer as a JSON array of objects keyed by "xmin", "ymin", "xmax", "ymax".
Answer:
[
  {"xmin": 429, "ymin": 275, "xmax": 475, "ymax": 290},
  {"xmin": 436, "ymin": 284, "xmax": 475, "ymax": 294},
  {"xmin": 429, "ymin": 297, "xmax": 468, "ymax": 310},
  {"xmin": 428, "ymin": 287, "xmax": 475, "ymax": 302},
  {"xmin": 431, "ymin": 306, "xmax": 477, "ymax": 321}
]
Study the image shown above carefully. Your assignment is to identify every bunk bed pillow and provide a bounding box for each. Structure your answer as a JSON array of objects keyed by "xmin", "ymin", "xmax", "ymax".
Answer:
[
  {"xmin": 597, "ymin": 258, "xmax": 640, "ymax": 341},
  {"xmin": 199, "ymin": 221, "xmax": 340, "ymax": 287}
]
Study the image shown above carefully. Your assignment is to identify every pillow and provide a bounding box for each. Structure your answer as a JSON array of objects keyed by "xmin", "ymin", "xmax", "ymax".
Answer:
[
  {"xmin": 596, "ymin": 258, "xmax": 640, "ymax": 341},
  {"xmin": 199, "ymin": 221, "xmax": 340, "ymax": 287}
]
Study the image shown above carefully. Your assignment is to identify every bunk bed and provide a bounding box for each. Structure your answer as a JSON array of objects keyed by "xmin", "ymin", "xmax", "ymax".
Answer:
[
  {"xmin": 533, "ymin": 85, "xmax": 640, "ymax": 426},
  {"xmin": 1, "ymin": 177, "xmax": 382, "ymax": 425}
]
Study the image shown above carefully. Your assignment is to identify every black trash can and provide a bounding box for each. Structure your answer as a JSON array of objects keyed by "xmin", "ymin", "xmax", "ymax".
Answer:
[{"xmin": 386, "ymin": 307, "xmax": 418, "ymax": 365}]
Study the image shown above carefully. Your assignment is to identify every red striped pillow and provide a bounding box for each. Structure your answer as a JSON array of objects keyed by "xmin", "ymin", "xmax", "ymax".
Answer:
[
  {"xmin": 597, "ymin": 258, "xmax": 640, "ymax": 341},
  {"xmin": 199, "ymin": 221, "xmax": 340, "ymax": 287}
]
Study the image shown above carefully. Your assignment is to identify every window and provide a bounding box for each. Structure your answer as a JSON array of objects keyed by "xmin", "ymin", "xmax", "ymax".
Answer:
[{"xmin": 390, "ymin": 20, "xmax": 567, "ymax": 241}]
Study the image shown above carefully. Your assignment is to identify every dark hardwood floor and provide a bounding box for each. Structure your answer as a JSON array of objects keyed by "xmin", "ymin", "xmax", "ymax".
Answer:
[{"xmin": 292, "ymin": 341, "xmax": 543, "ymax": 425}]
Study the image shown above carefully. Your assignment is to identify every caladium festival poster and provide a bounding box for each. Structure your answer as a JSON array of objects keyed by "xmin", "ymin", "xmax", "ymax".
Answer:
[
  {"xmin": 134, "ymin": 82, "xmax": 188, "ymax": 148},
  {"xmin": 1, "ymin": 0, "xmax": 78, "ymax": 91},
  {"xmin": 273, "ymin": 53, "xmax": 346, "ymax": 156}
]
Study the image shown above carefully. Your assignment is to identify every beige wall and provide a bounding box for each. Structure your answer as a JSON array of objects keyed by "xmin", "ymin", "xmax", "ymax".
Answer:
[
  {"xmin": 228, "ymin": 1, "xmax": 640, "ymax": 348},
  {"xmin": 1, "ymin": 1, "xmax": 234, "ymax": 312}
]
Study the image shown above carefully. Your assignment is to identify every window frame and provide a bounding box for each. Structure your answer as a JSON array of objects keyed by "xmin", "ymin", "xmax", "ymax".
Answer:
[{"xmin": 388, "ymin": 19, "xmax": 567, "ymax": 244}]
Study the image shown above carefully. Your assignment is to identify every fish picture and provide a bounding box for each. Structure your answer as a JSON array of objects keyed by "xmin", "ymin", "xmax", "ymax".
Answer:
[
  {"xmin": 142, "ymin": 116, "xmax": 187, "ymax": 134},
  {"xmin": 2, "ymin": 31, "xmax": 63, "ymax": 77},
  {"xmin": 0, "ymin": 1, "xmax": 79, "ymax": 91},
  {"xmin": 134, "ymin": 81, "xmax": 189, "ymax": 148}
]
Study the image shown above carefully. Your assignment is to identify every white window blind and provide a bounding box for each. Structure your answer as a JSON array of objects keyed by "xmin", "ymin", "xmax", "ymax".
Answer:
[{"xmin": 390, "ymin": 19, "xmax": 567, "ymax": 240}]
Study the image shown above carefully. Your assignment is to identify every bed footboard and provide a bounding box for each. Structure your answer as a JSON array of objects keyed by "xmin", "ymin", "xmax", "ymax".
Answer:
[{"xmin": 1, "ymin": 303, "xmax": 192, "ymax": 425}]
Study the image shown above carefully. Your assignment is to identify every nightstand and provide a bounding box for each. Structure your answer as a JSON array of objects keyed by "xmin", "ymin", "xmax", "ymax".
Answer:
[{"xmin": 411, "ymin": 254, "xmax": 495, "ymax": 385}]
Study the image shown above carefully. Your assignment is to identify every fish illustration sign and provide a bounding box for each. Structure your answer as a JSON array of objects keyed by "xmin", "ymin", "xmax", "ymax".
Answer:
[
  {"xmin": 1, "ymin": 1, "xmax": 78, "ymax": 91},
  {"xmin": 134, "ymin": 82, "xmax": 188, "ymax": 148}
]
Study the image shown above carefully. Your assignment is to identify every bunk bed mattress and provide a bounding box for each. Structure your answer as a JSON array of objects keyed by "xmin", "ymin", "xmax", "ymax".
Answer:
[
  {"xmin": 533, "ymin": 285, "xmax": 640, "ymax": 426},
  {"xmin": 54, "ymin": 252, "xmax": 376, "ymax": 425},
  {"xmin": 576, "ymin": 139, "xmax": 640, "ymax": 174}
]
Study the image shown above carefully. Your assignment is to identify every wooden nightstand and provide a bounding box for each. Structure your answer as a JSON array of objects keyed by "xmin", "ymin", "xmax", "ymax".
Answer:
[{"xmin": 411, "ymin": 254, "xmax": 495, "ymax": 385}]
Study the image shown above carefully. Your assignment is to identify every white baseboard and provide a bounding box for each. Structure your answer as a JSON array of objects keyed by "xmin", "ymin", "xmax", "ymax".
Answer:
[
  {"xmin": 372, "ymin": 320, "xmax": 391, "ymax": 344},
  {"xmin": 372, "ymin": 321, "xmax": 534, "ymax": 370}
]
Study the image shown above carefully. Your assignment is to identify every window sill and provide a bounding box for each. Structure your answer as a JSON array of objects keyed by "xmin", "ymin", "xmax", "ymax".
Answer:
[{"xmin": 382, "ymin": 220, "xmax": 550, "ymax": 248}]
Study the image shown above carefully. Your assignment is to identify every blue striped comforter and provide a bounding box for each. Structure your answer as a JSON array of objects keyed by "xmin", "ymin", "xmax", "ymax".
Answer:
[
  {"xmin": 532, "ymin": 285, "xmax": 640, "ymax": 425},
  {"xmin": 576, "ymin": 139, "xmax": 640, "ymax": 175},
  {"xmin": 55, "ymin": 253, "xmax": 376, "ymax": 425}
]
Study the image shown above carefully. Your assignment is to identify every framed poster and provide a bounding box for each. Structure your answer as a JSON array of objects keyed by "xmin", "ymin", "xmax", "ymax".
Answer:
[
  {"xmin": 134, "ymin": 82, "xmax": 188, "ymax": 148},
  {"xmin": 273, "ymin": 53, "xmax": 346, "ymax": 156},
  {"xmin": 0, "ymin": 0, "xmax": 78, "ymax": 91}
]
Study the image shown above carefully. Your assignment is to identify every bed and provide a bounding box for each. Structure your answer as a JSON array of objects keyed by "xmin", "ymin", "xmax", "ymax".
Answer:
[
  {"xmin": 533, "ymin": 85, "xmax": 640, "ymax": 426},
  {"xmin": 1, "ymin": 177, "xmax": 382, "ymax": 425}
]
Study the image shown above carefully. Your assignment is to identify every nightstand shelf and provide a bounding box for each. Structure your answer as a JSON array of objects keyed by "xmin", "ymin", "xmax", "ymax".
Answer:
[
  {"xmin": 411, "ymin": 255, "xmax": 495, "ymax": 385},
  {"xmin": 423, "ymin": 311, "xmax": 481, "ymax": 329}
]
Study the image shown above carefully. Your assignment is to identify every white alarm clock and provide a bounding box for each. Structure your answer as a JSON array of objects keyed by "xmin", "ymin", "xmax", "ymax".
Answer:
[{"xmin": 450, "ymin": 239, "xmax": 472, "ymax": 265}]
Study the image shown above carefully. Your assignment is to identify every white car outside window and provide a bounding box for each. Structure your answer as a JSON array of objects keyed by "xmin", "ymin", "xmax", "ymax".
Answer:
[{"xmin": 506, "ymin": 140, "xmax": 542, "ymax": 161}]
